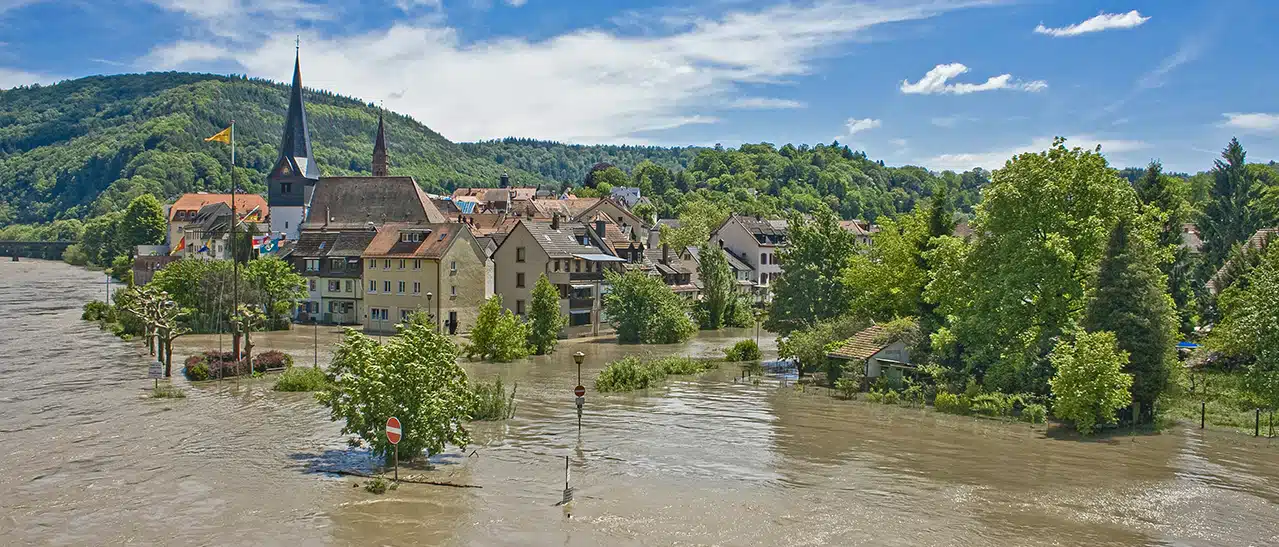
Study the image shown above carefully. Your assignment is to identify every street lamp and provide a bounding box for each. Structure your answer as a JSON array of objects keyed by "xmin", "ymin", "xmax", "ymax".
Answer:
[
  {"xmin": 752, "ymin": 308, "xmax": 763, "ymax": 348},
  {"xmin": 573, "ymin": 351, "xmax": 585, "ymax": 386},
  {"xmin": 426, "ymin": 292, "xmax": 435, "ymax": 332},
  {"xmin": 312, "ymin": 316, "xmax": 319, "ymax": 368}
]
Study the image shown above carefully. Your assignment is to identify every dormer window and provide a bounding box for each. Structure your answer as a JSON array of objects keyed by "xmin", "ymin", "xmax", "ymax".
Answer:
[
  {"xmin": 281, "ymin": 183, "xmax": 293, "ymax": 194},
  {"xmin": 400, "ymin": 230, "xmax": 428, "ymax": 243}
]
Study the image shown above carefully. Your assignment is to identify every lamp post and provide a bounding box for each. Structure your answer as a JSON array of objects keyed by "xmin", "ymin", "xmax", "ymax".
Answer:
[
  {"xmin": 752, "ymin": 308, "xmax": 763, "ymax": 348},
  {"xmin": 426, "ymin": 292, "xmax": 435, "ymax": 332},
  {"xmin": 312, "ymin": 316, "xmax": 319, "ymax": 368},
  {"xmin": 573, "ymin": 351, "xmax": 585, "ymax": 387}
]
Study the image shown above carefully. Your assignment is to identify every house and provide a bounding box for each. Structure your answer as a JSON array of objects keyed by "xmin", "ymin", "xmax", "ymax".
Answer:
[
  {"xmin": 492, "ymin": 217, "xmax": 626, "ymax": 337},
  {"xmin": 610, "ymin": 186, "xmax": 642, "ymax": 208},
  {"xmin": 361, "ymin": 222, "xmax": 492, "ymax": 335},
  {"xmin": 526, "ymin": 196, "xmax": 649, "ymax": 232},
  {"xmin": 1209, "ymin": 227, "xmax": 1277, "ymax": 294},
  {"xmin": 839, "ymin": 220, "xmax": 877, "ymax": 247},
  {"xmin": 291, "ymin": 231, "xmax": 375, "ymax": 325},
  {"xmin": 177, "ymin": 202, "xmax": 270, "ymax": 260},
  {"xmin": 826, "ymin": 324, "xmax": 914, "ymax": 386},
  {"xmin": 132, "ymin": 255, "xmax": 180, "ymax": 286},
  {"xmin": 167, "ymin": 192, "xmax": 268, "ymax": 247},
  {"xmin": 301, "ymin": 176, "xmax": 446, "ymax": 231},
  {"xmin": 1181, "ymin": 223, "xmax": 1204, "ymax": 255},
  {"xmin": 711, "ymin": 214, "xmax": 788, "ymax": 302},
  {"xmin": 682, "ymin": 245, "xmax": 755, "ymax": 295}
]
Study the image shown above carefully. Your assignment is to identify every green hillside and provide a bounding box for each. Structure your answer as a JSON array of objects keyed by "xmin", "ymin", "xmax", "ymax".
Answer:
[{"xmin": 0, "ymin": 72, "xmax": 554, "ymax": 226}]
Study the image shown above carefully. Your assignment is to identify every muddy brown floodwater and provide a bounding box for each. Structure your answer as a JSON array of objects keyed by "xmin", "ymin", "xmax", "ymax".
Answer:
[{"xmin": 3, "ymin": 259, "xmax": 1279, "ymax": 546}]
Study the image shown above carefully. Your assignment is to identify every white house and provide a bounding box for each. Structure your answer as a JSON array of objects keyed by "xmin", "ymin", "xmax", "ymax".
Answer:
[{"xmin": 711, "ymin": 214, "xmax": 787, "ymax": 301}]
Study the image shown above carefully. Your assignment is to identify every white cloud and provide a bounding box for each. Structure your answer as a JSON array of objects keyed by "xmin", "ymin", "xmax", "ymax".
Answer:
[
  {"xmin": 924, "ymin": 135, "xmax": 1148, "ymax": 171},
  {"xmin": 0, "ymin": 67, "xmax": 57, "ymax": 89},
  {"xmin": 505, "ymin": 0, "xmax": 527, "ymax": 6},
  {"xmin": 728, "ymin": 97, "xmax": 805, "ymax": 109},
  {"xmin": 1222, "ymin": 112, "xmax": 1279, "ymax": 133},
  {"xmin": 139, "ymin": 0, "xmax": 994, "ymax": 142},
  {"xmin": 141, "ymin": 41, "xmax": 232, "ymax": 69},
  {"xmin": 146, "ymin": 0, "xmax": 336, "ymax": 39},
  {"xmin": 396, "ymin": 0, "xmax": 441, "ymax": 9},
  {"xmin": 889, "ymin": 138, "xmax": 907, "ymax": 147},
  {"xmin": 844, "ymin": 117, "xmax": 881, "ymax": 136},
  {"xmin": 1033, "ymin": 10, "xmax": 1149, "ymax": 37},
  {"xmin": 900, "ymin": 63, "xmax": 1046, "ymax": 95}
]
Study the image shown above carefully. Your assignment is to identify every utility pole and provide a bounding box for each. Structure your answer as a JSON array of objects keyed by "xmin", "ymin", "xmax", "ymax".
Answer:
[{"xmin": 313, "ymin": 316, "xmax": 319, "ymax": 368}]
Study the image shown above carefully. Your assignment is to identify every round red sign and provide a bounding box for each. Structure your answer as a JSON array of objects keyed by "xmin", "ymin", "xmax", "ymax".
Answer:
[
  {"xmin": 385, "ymin": 417, "xmax": 402, "ymax": 445},
  {"xmin": 574, "ymin": 385, "xmax": 585, "ymax": 397}
]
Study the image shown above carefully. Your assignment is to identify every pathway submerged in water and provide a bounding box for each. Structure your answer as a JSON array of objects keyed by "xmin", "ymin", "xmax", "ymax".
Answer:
[{"xmin": 2, "ymin": 260, "xmax": 1278, "ymax": 546}]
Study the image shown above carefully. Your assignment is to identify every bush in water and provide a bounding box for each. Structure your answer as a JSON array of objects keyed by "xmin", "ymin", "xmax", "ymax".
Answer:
[
  {"xmin": 253, "ymin": 350, "xmax": 293, "ymax": 372},
  {"xmin": 273, "ymin": 366, "xmax": 329, "ymax": 392},
  {"xmin": 595, "ymin": 356, "xmax": 717, "ymax": 393},
  {"xmin": 470, "ymin": 376, "xmax": 518, "ymax": 421},
  {"xmin": 933, "ymin": 391, "xmax": 970, "ymax": 415},
  {"xmin": 723, "ymin": 339, "xmax": 762, "ymax": 362},
  {"xmin": 1022, "ymin": 403, "xmax": 1048, "ymax": 424}
]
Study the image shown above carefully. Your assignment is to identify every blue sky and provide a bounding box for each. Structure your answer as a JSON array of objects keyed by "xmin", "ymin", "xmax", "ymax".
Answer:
[{"xmin": 1, "ymin": 0, "xmax": 1276, "ymax": 173}]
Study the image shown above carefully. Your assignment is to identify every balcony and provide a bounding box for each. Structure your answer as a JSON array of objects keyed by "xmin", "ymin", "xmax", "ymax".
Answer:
[
  {"xmin": 568, "ymin": 297, "xmax": 594, "ymax": 310},
  {"xmin": 568, "ymin": 271, "xmax": 604, "ymax": 281}
]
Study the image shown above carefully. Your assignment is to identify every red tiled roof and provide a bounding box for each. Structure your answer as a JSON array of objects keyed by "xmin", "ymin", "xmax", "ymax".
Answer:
[
  {"xmin": 169, "ymin": 193, "xmax": 268, "ymax": 222},
  {"xmin": 827, "ymin": 325, "xmax": 891, "ymax": 361},
  {"xmin": 363, "ymin": 222, "xmax": 462, "ymax": 259}
]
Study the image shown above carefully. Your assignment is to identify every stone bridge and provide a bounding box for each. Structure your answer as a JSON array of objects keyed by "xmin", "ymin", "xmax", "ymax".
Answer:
[{"xmin": 0, "ymin": 240, "xmax": 76, "ymax": 260}]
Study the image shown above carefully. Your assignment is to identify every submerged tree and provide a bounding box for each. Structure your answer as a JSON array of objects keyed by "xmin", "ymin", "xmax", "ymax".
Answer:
[
  {"xmin": 1083, "ymin": 219, "xmax": 1177, "ymax": 423},
  {"xmin": 767, "ymin": 205, "xmax": 857, "ymax": 335},
  {"xmin": 527, "ymin": 274, "xmax": 566, "ymax": 355},
  {"xmin": 602, "ymin": 269, "xmax": 697, "ymax": 344},
  {"xmin": 696, "ymin": 243, "xmax": 735, "ymax": 329},
  {"xmin": 465, "ymin": 295, "xmax": 530, "ymax": 361},
  {"xmin": 1049, "ymin": 330, "xmax": 1134, "ymax": 435},
  {"xmin": 317, "ymin": 313, "xmax": 476, "ymax": 463}
]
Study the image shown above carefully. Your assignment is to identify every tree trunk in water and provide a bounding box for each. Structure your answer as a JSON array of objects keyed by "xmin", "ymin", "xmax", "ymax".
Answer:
[
  {"xmin": 147, "ymin": 326, "xmax": 156, "ymax": 356},
  {"xmin": 232, "ymin": 331, "xmax": 242, "ymax": 364},
  {"xmin": 163, "ymin": 337, "xmax": 173, "ymax": 378},
  {"xmin": 244, "ymin": 331, "xmax": 254, "ymax": 374}
]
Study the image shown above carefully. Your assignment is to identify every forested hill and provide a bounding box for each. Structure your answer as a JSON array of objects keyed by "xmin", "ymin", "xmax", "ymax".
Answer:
[
  {"xmin": 460, "ymin": 138, "xmax": 701, "ymax": 183},
  {"xmin": 0, "ymin": 72, "xmax": 555, "ymax": 226}
]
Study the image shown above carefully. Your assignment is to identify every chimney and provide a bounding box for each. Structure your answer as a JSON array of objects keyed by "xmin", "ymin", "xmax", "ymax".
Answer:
[
  {"xmin": 647, "ymin": 225, "xmax": 660, "ymax": 250},
  {"xmin": 500, "ymin": 172, "xmax": 510, "ymax": 189},
  {"xmin": 551, "ymin": 213, "xmax": 560, "ymax": 230},
  {"xmin": 662, "ymin": 243, "xmax": 669, "ymax": 265},
  {"xmin": 595, "ymin": 220, "xmax": 607, "ymax": 241}
]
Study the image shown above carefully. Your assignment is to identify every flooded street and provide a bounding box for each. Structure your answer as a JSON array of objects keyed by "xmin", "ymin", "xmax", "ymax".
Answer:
[{"xmin": 3, "ymin": 259, "xmax": 1279, "ymax": 546}]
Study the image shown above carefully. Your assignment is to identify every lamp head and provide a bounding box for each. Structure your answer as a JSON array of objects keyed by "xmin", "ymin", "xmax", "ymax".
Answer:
[{"xmin": 573, "ymin": 351, "xmax": 585, "ymax": 366}]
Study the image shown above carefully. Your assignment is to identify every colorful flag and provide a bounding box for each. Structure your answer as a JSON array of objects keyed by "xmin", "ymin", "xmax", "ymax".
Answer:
[
  {"xmin": 259, "ymin": 238, "xmax": 280, "ymax": 254},
  {"xmin": 205, "ymin": 126, "xmax": 232, "ymax": 144},
  {"xmin": 197, "ymin": 241, "xmax": 210, "ymax": 253},
  {"xmin": 170, "ymin": 236, "xmax": 186, "ymax": 255},
  {"xmin": 251, "ymin": 235, "xmax": 268, "ymax": 248}
]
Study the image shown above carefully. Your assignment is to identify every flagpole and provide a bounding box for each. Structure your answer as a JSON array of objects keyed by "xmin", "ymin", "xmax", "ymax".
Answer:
[{"xmin": 230, "ymin": 120, "xmax": 240, "ymax": 365}]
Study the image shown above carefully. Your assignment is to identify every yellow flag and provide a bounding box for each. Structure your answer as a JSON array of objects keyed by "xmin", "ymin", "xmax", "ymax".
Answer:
[{"xmin": 205, "ymin": 126, "xmax": 232, "ymax": 144}]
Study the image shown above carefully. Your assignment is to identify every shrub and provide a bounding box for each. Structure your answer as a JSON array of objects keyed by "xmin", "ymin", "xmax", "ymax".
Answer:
[
  {"xmin": 187, "ymin": 363, "xmax": 211, "ymax": 381},
  {"xmin": 595, "ymin": 356, "xmax": 717, "ymax": 393},
  {"xmin": 933, "ymin": 391, "xmax": 970, "ymax": 415},
  {"xmin": 150, "ymin": 384, "xmax": 186, "ymax": 399},
  {"xmin": 970, "ymin": 393, "xmax": 1014, "ymax": 417},
  {"xmin": 865, "ymin": 389, "xmax": 883, "ymax": 403},
  {"xmin": 273, "ymin": 366, "xmax": 329, "ymax": 392},
  {"xmin": 470, "ymin": 377, "xmax": 518, "ymax": 421},
  {"xmin": 82, "ymin": 300, "xmax": 114, "ymax": 322},
  {"xmin": 1022, "ymin": 403, "xmax": 1048, "ymax": 424},
  {"xmin": 253, "ymin": 350, "xmax": 293, "ymax": 371},
  {"xmin": 723, "ymin": 340, "xmax": 762, "ymax": 362},
  {"xmin": 834, "ymin": 377, "xmax": 860, "ymax": 399},
  {"xmin": 902, "ymin": 381, "xmax": 925, "ymax": 407},
  {"xmin": 881, "ymin": 389, "xmax": 900, "ymax": 405},
  {"xmin": 365, "ymin": 476, "xmax": 390, "ymax": 494}
]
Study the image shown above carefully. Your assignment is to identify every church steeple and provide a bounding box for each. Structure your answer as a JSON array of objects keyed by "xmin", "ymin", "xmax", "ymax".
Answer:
[
  {"xmin": 372, "ymin": 110, "xmax": 388, "ymax": 177},
  {"xmin": 273, "ymin": 48, "xmax": 319, "ymax": 181}
]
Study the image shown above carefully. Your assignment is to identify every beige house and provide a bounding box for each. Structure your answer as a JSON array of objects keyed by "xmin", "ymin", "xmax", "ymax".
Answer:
[
  {"xmin": 361, "ymin": 222, "xmax": 490, "ymax": 335},
  {"xmin": 711, "ymin": 214, "xmax": 788, "ymax": 302},
  {"xmin": 492, "ymin": 217, "xmax": 625, "ymax": 338}
]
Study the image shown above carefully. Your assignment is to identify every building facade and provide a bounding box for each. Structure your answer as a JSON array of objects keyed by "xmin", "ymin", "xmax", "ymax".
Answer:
[
  {"xmin": 711, "ymin": 214, "xmax": 788, "ymax": 301},
  {"xmin": 361, "ymin": 223, "xmax": 490, "ymax": 335},
  {"xmin": 292, "ymin": 231, "xmax": 374, "ymax": 324}
]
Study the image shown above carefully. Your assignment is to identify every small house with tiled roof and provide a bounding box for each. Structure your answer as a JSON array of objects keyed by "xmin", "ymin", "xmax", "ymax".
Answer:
[
  {"xmin": 361, "ymin": 222, "xmax": 491, "ymax": 335},
  {"xmin": 166, "ymin": 192, "xmax": 268, "ymax": 247},
  {"xmin": 291, "ymin": 230, "xmax": 377, "ymax": 325},
  {"xmin": 826, "ymin": 324, "xmax": 915, "ymax": 386}
]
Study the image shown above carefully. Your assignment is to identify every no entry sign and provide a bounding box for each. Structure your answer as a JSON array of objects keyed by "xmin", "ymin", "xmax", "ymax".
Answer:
[
  {"xmin": 574, "ymin": 385, "xmax": 585, "ymax": 397},
  {"xmin": 385, "ymin": 416, "xmax": 402, "ymax": 445}
]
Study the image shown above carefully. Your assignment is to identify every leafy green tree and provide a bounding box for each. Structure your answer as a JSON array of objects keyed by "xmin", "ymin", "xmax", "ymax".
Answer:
[
  {"xmin": 661, "ymin": 200, "xmax": 730, "ymax": 252},
  {"xmin": 1049, "ymin": 330, "xmax": 1134, "ymax": 435},
  {"xmin": 465, "ymin": 295, "xmax": 530, "ymax": 361},
  {"xmin": 777, "ymin": 314, "xmax": 868, "ymax": 377},
  {"xmin": 317, "ymin": 313, "xmax": 476, "ymax": 463},
  {"xmin": 1211, "ymin": 245, "xmax": 1279, "ymax": 410},
  {"xmin": 1199, "ymin": 138, "xmax": 1265, "ymax": 272},
  {"xmin": 602, "ymin": 269, "xmax": 697, "ymax": 344},
  {"xmin": 843, "ymin": 210, "xmax": 928, "ymax": 322},
  {"xmin": 1083, "ymin": 219, "xmax": 1177, "ymax": 423},
  {"xmin": 244, "ymin": 255, "xmax": 307, "ymax": 329},
  {"xmin": 766, "ymin": 205, "xmax": 857, "ymax": 334},
  {"xmin": 926, "ymin": 138, "xmax": 1137, "ymax": 394},
  {"xmin": 117, "ymin": 194, "xmax": 166, "ymax": 256},
  {"xmin": 81, "ymin": 211, "xmax": 122, "ymax": 265},
  {"xmin": 527, "ymin": 274, "xmax": 566, "ymax": 355},
  {"xmin": 696, "ymin": 243, "xmax": 734, "ymax": 329}
]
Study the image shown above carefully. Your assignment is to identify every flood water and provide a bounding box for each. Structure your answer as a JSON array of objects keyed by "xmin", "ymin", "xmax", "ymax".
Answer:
[{"xmin": 3, "ymin": 259, "xmax": 1279, "ymax": 546}]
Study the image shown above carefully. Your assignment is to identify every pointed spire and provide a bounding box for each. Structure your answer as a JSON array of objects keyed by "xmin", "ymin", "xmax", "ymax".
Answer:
[
  {"xmin": 372, "ymin": 109, "xmax": 389, "ymax": 177},
  {"xmin": 274, "ymin": 48, "xmax": 319, "ymax": 180}
]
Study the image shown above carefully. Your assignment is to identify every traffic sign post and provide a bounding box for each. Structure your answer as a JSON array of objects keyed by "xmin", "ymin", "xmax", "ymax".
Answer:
[
  {"xmin": 386, "ymin": 417, "xmax": 401, "ymax": 481},
  {"xmin": 148, "ymin": 362, "xmax": 163, "ymax": 388}
]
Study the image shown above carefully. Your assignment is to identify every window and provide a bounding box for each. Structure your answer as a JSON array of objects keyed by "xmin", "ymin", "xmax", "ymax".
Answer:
[
  {"xmin": 413, "ymin": 282, "xmax": 421, "ymax": 295},
  {"xmin": 438, "ymin": 231, "xmax": 447, "ymax": 241},
  {"xmin": 281, "ymin": 182, "xmax": 292, "ymax": 194},
  {"xmin": 451, "ymin": 285, "xmax": 457, "ymax": 297},
  {"xmin": 368, "ymin": 259, "xmax": 376, "ymax": 269},
  {"xmin": 328, "ymin": 280, "xmax": 340, "ymax": 292},
  {"xmin": 450, "ymin": 261, "xmax": 457, "ymax": 275},
  {"xmin": 383, "ymin": 281, "xmax": 391, "ymax": 293},
  {"xmin": 398, "ymin": 259, "xmax": 406, "ymax": 270},
  {"xmin": 383, "ymin": 259, "xmax": 390, "ymax": 270},
  {"xmin": 401, "ymin": 231, "xmax": 422, "ymax": 243},
  {"xmin": 331, "ymin": 258, "xmax": 344, "ymax": 271},
  {"xmin": 553, "ymin": 260, "xmax": 561, "ymax": 272},
  {"xmin": 368, "ymin": 279, "xmax": 376, "ymax": 293},
  {"xmin": 305, "ymin": 259, "xmax": 320, "ymax": 272},
  {"xmin": 345, "ymin": 280, "xmax": 353, "ymax": 293},
  {"xmin": 516, "ymin": 300, "xmax": 525, "ymax": 315},
  {"xmin": 401, "ymin": 309, "xmax": 411, "ymax": 321},
  {"xmin": 516, "ymin": 247, "xmax": 526, "ymax": 262},
  {"xmin": 413, "ymin": 259, "xmax": 422, "ymax": 270},
  {"xmin": 575, "ymin": 260, "xmax": 582, "ymax": 273},
  {"xmin": 760, "ymin": 253, "xmax": 768, "ymax": 265},
  {"xmin": 516, "ymin": 272, "xmax": 525, "ymax": 288},
  {"xmin": 397, "ymin": 281, "xmax": 406, "ymax": 294},
  {"xmin": 371, "ymin": 308, "xmax": 389, "ymax": 321},
  {"xmin": 308, "ymin": 279, "xmax": 316, "ymax": 291}
]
